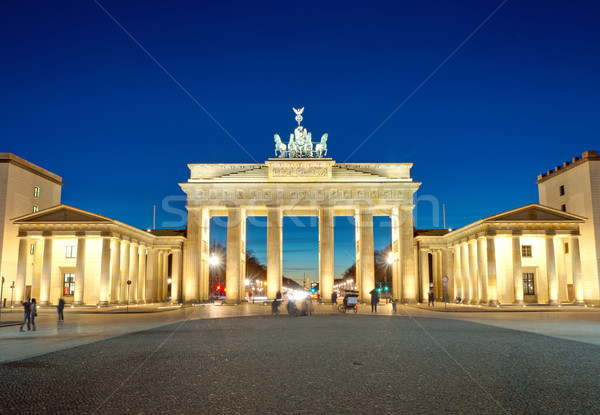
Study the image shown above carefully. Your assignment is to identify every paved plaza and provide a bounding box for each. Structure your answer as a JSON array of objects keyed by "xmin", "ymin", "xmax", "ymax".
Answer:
[{"xmin": 1, "ymin": 303, "xmax": 600, "ymax": 414}]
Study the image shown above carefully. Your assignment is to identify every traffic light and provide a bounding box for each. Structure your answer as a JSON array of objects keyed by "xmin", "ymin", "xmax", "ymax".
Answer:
[
  {"xmin": 377, "ymin": 287, "xmax": 382, "ymax": 293},
  {"xmin": 216, "ymin": 285, "xmax": 221, "ymax": 291},
  {"xmin": 384, "ymin": 286, "xmax": 389, "ymax": 291}
]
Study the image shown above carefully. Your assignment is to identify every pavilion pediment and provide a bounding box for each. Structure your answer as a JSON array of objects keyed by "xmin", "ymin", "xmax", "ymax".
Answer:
[
  {"xmin": 13, "ymin": 205, "xmax": 112, "ymax": 224},
  {"xmin": 484, "ymin": 204, "xmax": 585, "ymax": 223}
]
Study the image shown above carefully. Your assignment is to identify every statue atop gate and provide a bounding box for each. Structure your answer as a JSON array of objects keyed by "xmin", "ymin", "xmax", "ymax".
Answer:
[{"xmin": 274, "ymin": 108, "xmax": 328, "ymax": 158}]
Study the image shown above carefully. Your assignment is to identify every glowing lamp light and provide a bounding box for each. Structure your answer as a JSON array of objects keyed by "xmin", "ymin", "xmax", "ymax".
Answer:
[
  {"xmin": 209, "ymin": 255, "xmax": 220, "ymax": 266},
  {"xmin": 387, "ymin": 253, "xmax": 394, "ymax": 265}
]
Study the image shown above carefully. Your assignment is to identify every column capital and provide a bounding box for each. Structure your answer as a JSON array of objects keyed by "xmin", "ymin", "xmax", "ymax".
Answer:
[{"xmin": 42, "ymin": 231, "xmax": 52, "ymax": 238}]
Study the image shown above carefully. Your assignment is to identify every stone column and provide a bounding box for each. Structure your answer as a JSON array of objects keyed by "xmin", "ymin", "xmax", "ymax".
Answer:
[
  {"xmin": 570, "ymin": 234, "xmax": 584, "ymax": 304},
  {"xmin": 138, "ymin": 246, "xmax": 147, "ymax": 303},
  {"xmin": 468, "ymin": 240, "xmax": 478, "ymax": 303},
  {"xmin": 512, "ymin": 234, "xmax": 523, "ymax": 304},
  {"xmin": 486, "ymin": 235, "xmax": 499, "ymax": 306},
  {"xmin": 400, "ymin": 209, "xmax": 417, "ymax": 302},
  {"xmin": 145, "ymin": 249, "xmax": 157, "ymax": 302},
  {"xmin": 267, "ymin": 207, "xmax": 283, "ymax": 299},
  {"xmin": 157, "ymin": 251, "xmax": 164, "ymax": 301},
  {"xmin": 183, "ymin": 208, "xmax": 199, "ymax": 302},
  {"xmin": 546, "ymin": 234, "xmax": 559, "ymax": 305},
  {"xmin": 97, "ymin": 236, "xmax": 112, "ymax": 306},
  {"xmin": 171, "ymin": 249, "xmax": 182, "ymax": 303},
  {"xmin": 15, "ymin": 236, "xmax": 28, "ymax": 303},
  {"xmin": 161, "ymin": 251, "xmax": 169, "ymax": 302},
  {"xmin": 198, "ymin": 207, "xmax": 211, "ymax": 302},
  {"xmin": 226, "ymin": 207, "xmax": 246, "ymax": 303},
  {"xmin": 442, "ymin": 248, "xmax": 454, "ymax": 302},
  {"xmin": 419, "ymin": 249, "xmax": 429, "ymax": 302},
  {"xmin": 356, "ymin": 209, "xmax": 374, "ymax": 302},
  {"xmin": 73, "ymin": 235, "xmax": 86, "ymax": 305},
  {"xmin": 390, "ymin": 209, "xmax": 402, "ymax": 302},
  {"xmin": 460, "ymin": 242, "xmax": 470, "ymax": 303},
  {"xmin": 110, "ymin": 237, "xmax": 121, "ymax": 304},
  {"xmin": 476, "ymin": 237, "xmax": 487, "ymax": 304},
  {"xmin": 129, "ymin": 243, "xmax": 139, "ymax": 303},
  {"xmin": 39, "ymin": 234, "xmax": 53, "ymax": 305},
  {"xmin": 120, "ymin": 240, "xmax": 130, "ymax": 304},
  {"xmin": 319, "ymin": 207, "xmax": 334, "ymax": 303},
  {"xmin": 453, "ymin": 244, "xmax": 462, "ymax": 301}
]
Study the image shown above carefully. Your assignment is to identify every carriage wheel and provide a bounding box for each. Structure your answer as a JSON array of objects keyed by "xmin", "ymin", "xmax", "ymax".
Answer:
[
  {"xmin": 338, "ymin": 304, "xmax": 346, "ymax": 313},
  {"xmin": 353, "ymin": 306, "xmax": 358, "ymax": 314}
]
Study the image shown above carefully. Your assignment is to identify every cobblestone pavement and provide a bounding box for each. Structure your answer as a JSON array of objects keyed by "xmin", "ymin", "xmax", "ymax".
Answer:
[{"xmin": 1, "ymin": 311, "xmax": 600, "ymax": 414}]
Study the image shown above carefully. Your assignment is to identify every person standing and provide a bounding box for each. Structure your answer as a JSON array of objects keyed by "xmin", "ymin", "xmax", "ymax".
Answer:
[
  {"xmin": 331, "ymin": 291, "xmax": 337, "ymax": 305},
  {"xmin": 19, "ymin": 297, "xmax": 31, "ymax": 332},
  {"xmin": 57, "ymin": 298, "xmax": 65, "ymax": 321},
  {"xmin": 29, "ymin": 299, "xmax": 38, "ymax": 331},
  {"xmin": 428, "ymin": 291, "xmax": 435, "ymax": 307},
  {"xmin": 391, "ymin": 298, "xmax": 397, "ymax": 314},
  {"xmin": 370, "ymin": 289, "xmax": 379, "ymax": 313}
]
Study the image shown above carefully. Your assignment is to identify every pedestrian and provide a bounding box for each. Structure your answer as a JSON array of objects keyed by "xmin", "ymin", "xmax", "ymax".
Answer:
[
  {"xmin": 391, "ymin": 298, "xmax": 397, "ymax": 314},
  {"xmin": 19, "ymin": 297, "xmax": 31, "ymax": 332},
  {"xmin": 271, "ymin": 298, "xmax": 280, "ymax": 315},
  {"xmin": 428, "ymin": 291, "xmax": 435, "ymax": 307},
  {"xmin": 370, "ymin": 289, "xmax": 379, "ymax": 313},
  {"xmin": 276, "ymin": 290, "xmax": 282, "ymax": 300},
  {"xmin": 29, "ymin": 298, "xmax": 38, "ymax": 331},
  {"xmin": 331, "ymin": 291, "xmax": 337, "ymax": 305},
  {"xmin": 57, "ymin": 298, "xmax": 65, "ymax": 321},
  {"xmin": 306, "ymin": 295, "xmax": 314, "ymax": 315}
]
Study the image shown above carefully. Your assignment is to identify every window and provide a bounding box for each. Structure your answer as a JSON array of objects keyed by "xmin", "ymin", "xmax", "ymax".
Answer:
[
  {"xmin": 34, "ymin": 186, "xmax": 40, "ymax": 197},
  {"xmin": 523, "ymin": 273, "xmax": 535, "ymax": 295},
  {"xmin": 30, "ymin": 244, "xmax": 35, "ymax": 255},
  {"xmin": 65, "ymin": 246, "xmax": 76, "ymax": 258},
  {"xmin": 559, "ymin": 185, "xmax": 565, "ymax": 196},
  {"xmin": 33, "ymin": 205, "xmax": 38, "ymax": 213},
  {"xmin": 561, "ymin": 204, "xmax": 566, "ymax": 212},
  {"xmin": 565, "ymin": 242, "xmax": 569, "ymax": 254},
  {"xmin": 521, "ymin": 245, "xmax": 532, "ymax": 258},
  {"xmin": 63, "ymin": 273, "xmax": 75, "ymax": 296}
]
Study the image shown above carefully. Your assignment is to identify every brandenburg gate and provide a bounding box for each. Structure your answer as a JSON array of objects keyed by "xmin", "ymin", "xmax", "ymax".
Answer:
[{"xmin": 179, "ymin": 109, "xmax": 421, "ymax": 303}]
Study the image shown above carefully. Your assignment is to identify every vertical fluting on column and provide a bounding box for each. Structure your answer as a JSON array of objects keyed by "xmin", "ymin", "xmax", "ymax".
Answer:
[
  {"xmin": 401, "ymin": 208, "xmax": 417, "ymax": 302},
  {"xmin": 476, "ymin": 237, "xmax": 488, "ymax": 304},
  {"xmin": 267, "ymin": 207, "xmax": 283, "ymax": 299},
  {"xmin": 435, "ymin": 251, "xmax": 442, "ymax": 300},
  {"xmin": 73, "ymin": 235, "xmax": 86, "ymax": 305},
  {"xmin": 120, "ymin": 240, "xmax": 130, "ymax": 304},
  {"xmin": 226, "ymin": 206, "xmax": 246, "ymax": 303},
  {"xmin": 354, "ymin": 210, "xmax": 362, "ymax": 298},
  {"xmin": 486, "ymin": 235, "xmax": 499, "ymax": 306},
  {"xmin": 419, "ymin": 249, "xmax": 429, "ymax": 302},
  {"xmin": 171, "ymin": 249, "xmax": 182, "ymax": 303},
  {"xmin": 390, "ymin": 208, "xmax": 402, "ymax": 302},
  {"xmin": 129, "ymin": 243, "xmax": 139, "ymax": 303},
  {"xmin": 357, "ymin": 209, "xmax": 374, "ymax": 302},
  {"xmin": 110, "ymin": 237, "xmax": 121, "ymax": 304},
  {"xmin": 39, "ymin": 234, "xmax": 53, "ymax": 305},
  {"xmin": 319, "ymin": 207, "xmax": 335, "ymax": 303},
  {"xmin": 199, "ymin": 207, "xmax": 211, "ymax": 302},
  {"xmin": 138, "ymin": 246, "xmax": 147, "ymax": 303},
  {"xmin": 161, "ymin": 251, "xmax": 169, "ymax": 301},
  {"xmin": 546, "ymin": 234, "xmax": 559, "ymax": 305},
  {"xmin": 570, "ymin": 234, "xmax": 584, "ymax": 304},
  {"xmin": 156, "ymin": 251, "xmax": 163, "ymax": 301},
  {"xmin": 512, "ymin": 234, "xmax": 523, "ymax": 304},
  {"xmin": 145, "ymin": 249, "xmax": 157, "ymax": 302},
  {"xmin": 15, "ymin": 235, "xmax": 28, "ymax": 303},
  {"xmin": 183, "ymin": 208, "xmax": 199, "ymax": 302},
  {"xmin": 460, "ymin": 242, "xmax": 470, "ymax": 303},
  {"xmin": 468, "ymin": 240, "xmax": 478, "ymax": 304},
  {"xmin": 556, "ymin": 239, "xmax": 569, "ymax": 302},
  {"xmin": 98, "ymin": 236, "xmax": 112, "ymax": 306}
]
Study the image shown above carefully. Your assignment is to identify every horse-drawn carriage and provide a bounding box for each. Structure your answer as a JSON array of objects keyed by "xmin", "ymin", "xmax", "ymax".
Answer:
[{"xmin": 338, "ymin": 289, "xmax": 359, "ymax": 314}]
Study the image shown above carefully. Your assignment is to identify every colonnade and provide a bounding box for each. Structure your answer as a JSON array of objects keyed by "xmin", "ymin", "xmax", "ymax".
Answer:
[
  {"xmin": 418, "ymin": 232, "xmax": 584, "ymax": 305},
  {"xmin": 183, "ymin": 206, "xmax": 418, "ymax": 304},
  {"xmin": 14, "ymin": 231, "xmax": 183, "ymax": 306}
]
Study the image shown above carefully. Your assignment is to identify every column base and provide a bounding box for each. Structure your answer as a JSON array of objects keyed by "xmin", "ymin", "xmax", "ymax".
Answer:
[
  {"xmin": 512, "ymin": 299, "xmax": 524, "ymax": 305},
  {"xmin": 549, "ymin": 300, "xmax": 561, "ymax": 306},
  {"xmin": 488, "ymin": 300, "xmax": 500, "ymax": 307},
  {"xmin": 478, "ymin": 300, "xmax": 488, "ymax": 305},
  {"xmin": 402, "ymin": 299, "xmax": 418, "ymax": 304},
  {"xmin": 39, "ymin": 301, "xmax": 50, "ymax": 306},
  {"xmin": 97, "ymin": 301, "xmax": 109, "ymax": 307},
  {"xmin": 575, "ymin": 300, "xmax": 586, "ymax": 305},
  {"xmin": 72, "ymin": 301, "xmax": 84, "ymax": 306}
]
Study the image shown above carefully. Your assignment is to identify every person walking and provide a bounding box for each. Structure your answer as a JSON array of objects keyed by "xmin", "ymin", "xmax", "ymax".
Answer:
[
  {"xmin": 57, "ymin": 298, "xmax": 65, "ymax": 321},
  {"xmin": 428, "ymin": 291, "xmax": 435, "ymax": 307},
  {"xmin": 331, "ymin": 291, "xmax": 337, "ymax": 305},
  {"xmin": 370, "ymin": 289, "xmax": 379, "ymax": 313},
  {"xmin": 29, "ymin": 298, "xmax": 38, "ymax": 331},
  {"xmin": 19, "ymin": 297, "xmax": 31, "ymax": 332},
  {"xmin": 391, "ymin": 298, "xmax": 397, "ymax": 314}
]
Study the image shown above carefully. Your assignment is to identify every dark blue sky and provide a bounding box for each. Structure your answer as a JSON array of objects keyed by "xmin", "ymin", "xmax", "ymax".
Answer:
[{"xmin": 2, "ymin": 1, "xmax": 598, "ymax": 281}]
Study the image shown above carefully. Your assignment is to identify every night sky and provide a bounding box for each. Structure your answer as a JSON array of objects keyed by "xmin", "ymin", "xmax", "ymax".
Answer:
[{"xmin": 2, "ymin": 1, "xmax": 598, "ymax": 282}]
